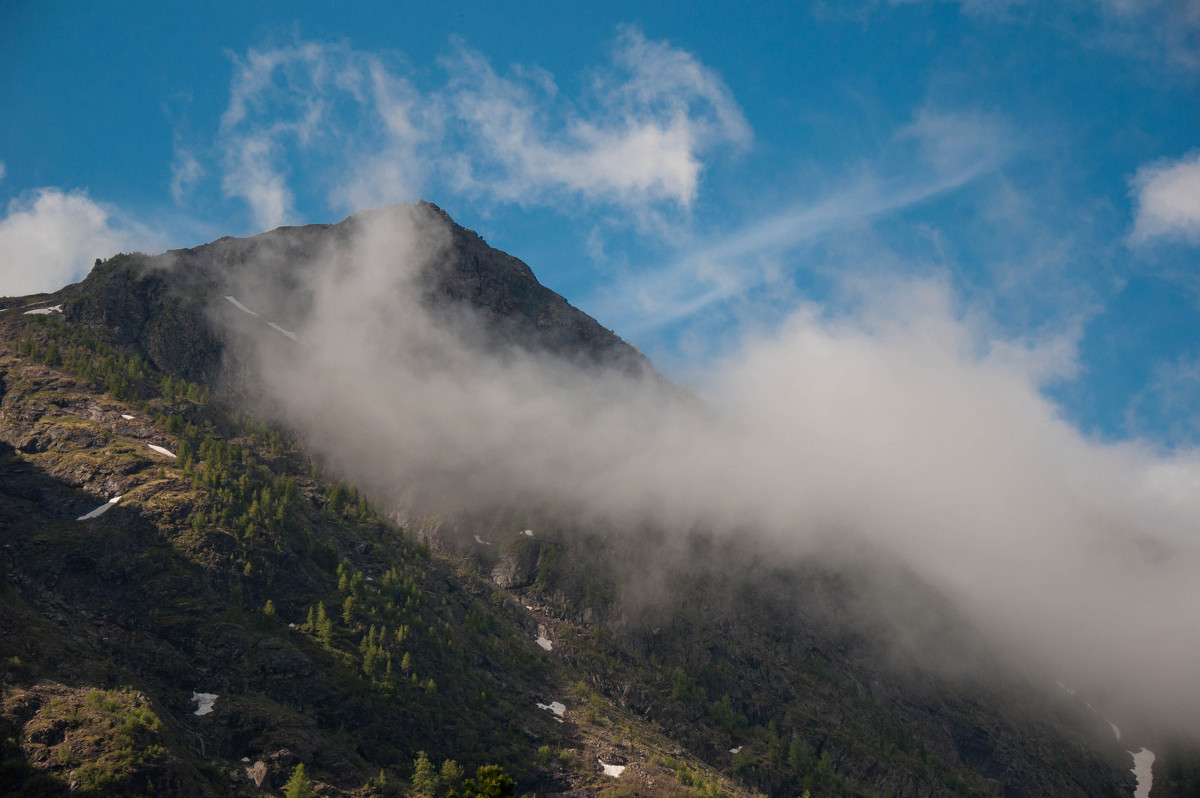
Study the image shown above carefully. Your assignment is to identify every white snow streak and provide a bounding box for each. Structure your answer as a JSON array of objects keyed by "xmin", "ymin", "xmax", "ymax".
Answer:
[
  {"xmin": 266, "ymin": 321, "xmax": 301, "ymax": 342},
  {"xmin": 191, "ymin": 691, "xmax": 218, "ymax": 716},
  {"xmin": 77, "ymin": 495, "xmax": 121, "ymax": 521},
  {"xmin": 1131, "ymin": 748, "xmax": 1155, "ymax": 798},
  {"xmin": 147, "ymin": 444, "xmax": 176, "ymax": 458},
  {"xmin": 535, "ymin": 635, "xmax": 553, "ymax": 651},
  {"xmin": 23, "ymin": 304, "xmax": 62, "ymax": 315},
  {"xmin": 474, "ymin": 534, "xmax": 491, "ymax": 545},
  {"xmin": 224, "ymin": 295, "xmax": 259, "ymax": 316},
  {"xmin": 537, "ymin": 700, "xmax": 565, "ymax": 722},
  {"xmin": 598, "ymin": 760, "xmax": 625, "ymax": 778}
]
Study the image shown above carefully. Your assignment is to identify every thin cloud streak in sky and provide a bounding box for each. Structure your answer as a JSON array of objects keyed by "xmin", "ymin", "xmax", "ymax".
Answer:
[
  {"xmin": 887, "ymin": 0, "xmax": 1200, "ymax": 70},
  {"xmin": 606, "ymin": 131, "xmax": 1008, "ymax": 334}
]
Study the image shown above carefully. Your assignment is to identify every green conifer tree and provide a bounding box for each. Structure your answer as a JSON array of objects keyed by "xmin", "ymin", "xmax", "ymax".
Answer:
[
  {"xmin": 412, "ymin": 751, "xmax": 438, "ymax": 797},
  {"xmin": 284, "ymin": 763, "xmax": 314, "ymax": 798}
]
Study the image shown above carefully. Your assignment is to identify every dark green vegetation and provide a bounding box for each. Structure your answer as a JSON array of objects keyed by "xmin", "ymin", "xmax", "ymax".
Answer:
[
  {"xmin": 2, "ymin": 318, "xmax": 559, "ymax": 795},
  {"xmin": 1, "ymin": 205, "xmax": 1190, "ymax": 796},
  {"xmin": 0, "ymin": 300, "xmax": 747, "ymax": 796}
]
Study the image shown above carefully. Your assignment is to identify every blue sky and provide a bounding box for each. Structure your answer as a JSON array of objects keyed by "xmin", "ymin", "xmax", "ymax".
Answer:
[{"xmin": 1, "ymin": 0, "xmax": 1198, "ymax": 446}]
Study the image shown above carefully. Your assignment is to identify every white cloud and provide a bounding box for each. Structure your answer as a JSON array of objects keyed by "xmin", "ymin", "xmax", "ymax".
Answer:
[
  {"xmin": 217, "ymin": 43, "xmax": 335, "ymax": 230},
  {"xmin": 0, "ymin": 189, "xmax": 145, "ymax": 296},
  {"xmin": 220, "ymin": 41, "xmax": 332, "ymax": 134},
  {"xmin": 0, "ymin": 162, "xmax": 6, "ymax": 183},
  {"xmin": 170, "ymin": 149, "xmax": 203, "ymax": 204},
  {"xmin": 221, "ymin": 130, "xmax": 296, "ymax": 231},
  {"xmin": 445, "ymin": 27, "xmax": 750, "ymax": 216},
  {"xmin": 898, "ymin": 108, "xmax": 1013, "ymax": 176},
  {"xmin": 216, "ymin": 41, "xmax": 435, "ymax": 231},
  {"xmin": 1130, "ymin": 151, "xmax": 1200, "ymax": 243},
  {"xmin": 326, "ymin": 58, "xmax": 440, "ymax": 214},
  {"xmin": 208, "ymin": 29, "xmax": 747, "ymax": 234}
]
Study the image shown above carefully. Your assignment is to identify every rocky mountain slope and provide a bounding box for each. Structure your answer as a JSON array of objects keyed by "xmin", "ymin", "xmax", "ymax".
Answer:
[{"xmin": 0, "ymin": 203, "xmax": 1188, "ymax": 797}]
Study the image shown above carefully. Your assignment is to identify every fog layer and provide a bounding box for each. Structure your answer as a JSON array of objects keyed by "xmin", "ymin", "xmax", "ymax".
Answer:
[{"xmin": 218, "ymin": 206, "xmax": 1200, "ymax": 737}]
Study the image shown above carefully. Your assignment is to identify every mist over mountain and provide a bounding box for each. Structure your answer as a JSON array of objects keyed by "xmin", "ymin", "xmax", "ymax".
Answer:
[
  {"xmin": 3, "ymin": 202, "xmax": 1199, "ymax": 796},
  {"xmin": 153, "ymin": 202, "xmax": 1200, "ymax": 737}
]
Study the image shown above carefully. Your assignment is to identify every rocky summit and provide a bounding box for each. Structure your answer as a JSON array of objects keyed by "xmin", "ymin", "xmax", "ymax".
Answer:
[{"xmin": 0, "ymin": 204, "xmax": 1195, "ymax": 797}]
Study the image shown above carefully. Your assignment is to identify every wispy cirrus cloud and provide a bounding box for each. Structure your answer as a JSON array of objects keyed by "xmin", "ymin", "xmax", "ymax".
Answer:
[
  {"xmin": 216, "ymin": 41, "xmax": 367, "ymax": 230},
  {"xmin": 1093, "ymin": 0, "xmax": 1200, "ymax": 70},
  {"xmin": 885, "ymin": 0, "xmax": 1200, "ymax": 70},
  {"xmin": 169, "ymin": 149, "xmax": 203, "ymax": 205},
  {"xmin": 596, "ymin": 108, "xmax": 1014, "ymax": 334},
  {"xmin": 201, "ymin": 28, "xmax": 748, "ymax": 235},
  {"xmin": 1129, "ymin": 150, "xmax": 1200, "ymax": 244}
]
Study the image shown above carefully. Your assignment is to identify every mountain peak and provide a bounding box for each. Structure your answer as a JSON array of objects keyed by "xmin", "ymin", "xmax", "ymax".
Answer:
[{"xmin": 57, "ymin": 203, "xmax": 651, "ymax": 387}]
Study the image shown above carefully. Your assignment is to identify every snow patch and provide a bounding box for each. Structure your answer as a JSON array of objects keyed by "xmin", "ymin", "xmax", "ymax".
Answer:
[
  {"xmin": 121, "ymin": 414, "xmax": 135, "ymax": 420},
  {"xmin": 474, "ymin": 535, "xmax": 491, "ymax": 546},
  {"xmin": 77, "ymin": 495, "xmax": 121, "ymax": 521},
  {"xmin": 147, "ymin": 444, "xmax": 176, "ymax": 458},
  {"xmin": 523, "ymin": 529, "xmax": 534, "ymax": 536},
  {"xmin": 288, "ymin": 623, "xmax": 296, "ymax": 629},
  {"xmin": 241, "ymin": 757, "xmax": 250, "ymax": 763},
  {"xmin": 730, "ymin": 746, "xmax": 742, "ymax": 754},
  {"xmin": 266, "ymin": 321, "xmax": 301, "ymax": 342},
  {"xmin": 1108, "ymin": 719, "xmax": 1121, "ymax": 741},
  {"xmin": 535, "ymin": 635, "xmax": 553, "ymax": 651},
  {"xmin": 1130, "ymin": 748, "xmax": 1155, "ymax": 798},
  {"xmin": 224, "ymin": 296, "xmax": 259, "ymax": 316},
  {"xmin": 537, "ymin": 701, "xmax": 565, "ymax": 722},
  {"xmin": 23, "ymin": 304, "xmax": 62, "ymax": 315},
  {"xmin": 191, "ymin": 691, "xmax": 218, "ymax": 716},
  {"xmin": 598, "ymin": 760, "xmax": 625, "ymax": 778}
]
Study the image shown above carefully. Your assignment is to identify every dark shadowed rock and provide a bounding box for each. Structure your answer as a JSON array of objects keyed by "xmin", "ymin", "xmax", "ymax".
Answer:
[
  {"xmin": 60, "ymin": 202, "xmax": 651, "ymax": 388},
  {"xmin": 492, "ymin": 535, "xmax": 542, "ymax": 589}
]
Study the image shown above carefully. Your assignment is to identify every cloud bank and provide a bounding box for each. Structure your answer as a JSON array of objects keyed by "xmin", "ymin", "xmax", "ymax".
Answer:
[
  {"xmin": 0, "ymin": 189, "xmax": 148, "ymax": 297},
  {"xmin": 215, "ymin": 205, "xmax": 1200, "ymax": 739}
]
